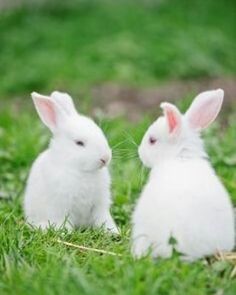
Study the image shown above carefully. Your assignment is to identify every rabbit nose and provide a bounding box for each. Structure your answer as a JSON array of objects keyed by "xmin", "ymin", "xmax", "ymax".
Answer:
[
  {"xmin": 100, "ymin": 158, "xmax": 107, "ymax": 165},
  {"xmin": 100, "ymin": 155, "xmax": 110, "ymax": 166}
]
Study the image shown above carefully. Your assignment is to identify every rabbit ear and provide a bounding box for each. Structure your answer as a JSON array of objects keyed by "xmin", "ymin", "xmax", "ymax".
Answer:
[
  {"xmin": 160, "ymin": 102, "xmax": 182, "ymax": 134},
  {"xmin": 50, "ymin": 91, "xmax": 76, "ymax": 115},
  {"xmin": 185, "ymin": 89, "xmax": 224, "ymax": 130},
  {"xmin": 31, "ymin": 92, "xmax": 65, "ymax": 132}
]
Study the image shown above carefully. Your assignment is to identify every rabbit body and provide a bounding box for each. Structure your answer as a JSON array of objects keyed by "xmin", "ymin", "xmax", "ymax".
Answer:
[
  {"xmin": 24, "ymin": 150, "xmax": 115, "ymax": 230},
  {"xmin": 132, "ymin": 158, "xmax": 235, "ymax": 260}
]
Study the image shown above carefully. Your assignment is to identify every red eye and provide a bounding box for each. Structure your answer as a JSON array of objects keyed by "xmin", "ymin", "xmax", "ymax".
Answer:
[{"xmin": 149, "ymin": 136, "xmax": 157, "ymax": 145}]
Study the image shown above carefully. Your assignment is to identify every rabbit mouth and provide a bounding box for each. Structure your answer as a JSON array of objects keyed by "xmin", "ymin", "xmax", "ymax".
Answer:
[
  {"xmin": 98, "ymin": 157, "xmax": 110, "ymax": 169},
  {"xmin": 81, "ymin": 163, "xmax": 107, "ymax": 172},
  {"xmin": 98, "ymin": 162, "xmax": 107, "ymax": 169}
]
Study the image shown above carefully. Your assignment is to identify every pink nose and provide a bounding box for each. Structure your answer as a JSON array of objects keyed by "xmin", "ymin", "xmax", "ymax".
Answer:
[
  {"xmin": 100, "ymin": 158, "xmax": 107, "ymax": 165},
  {"xmin": 100, "ymin": 154, "xmax": 111, "ymax": 166}
]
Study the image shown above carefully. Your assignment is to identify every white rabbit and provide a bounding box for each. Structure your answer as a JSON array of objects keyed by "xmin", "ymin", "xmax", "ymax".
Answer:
[
  {"xmin": 24, "ymin": 91, "xmax": 118, "ymax": 233},
  {"xmin": 132, "ymin": 89, "xmax": 235, "ymax": 261}
]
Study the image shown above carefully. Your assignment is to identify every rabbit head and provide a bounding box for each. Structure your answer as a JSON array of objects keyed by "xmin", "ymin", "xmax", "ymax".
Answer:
[
  {"xmin": 139, "ymin": 89, "xmax": 224, "ymax": 168},
  {"xmin": 32, "ymin": 91, "xmax": 111, "ymax": 172}
]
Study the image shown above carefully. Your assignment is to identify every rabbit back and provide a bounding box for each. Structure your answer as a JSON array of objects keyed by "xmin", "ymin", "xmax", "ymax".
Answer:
[{"xmin": 132, "ymin": 158, "xmax": 235, "ymax": 259}]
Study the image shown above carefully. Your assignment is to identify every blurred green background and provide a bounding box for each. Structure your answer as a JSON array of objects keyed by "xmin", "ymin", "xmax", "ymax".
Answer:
[
  {"xmin": 0, "ymin": 0, "xmax": 235, "ymax": 97},
  {"xmin": 0, "ymin": 1, "xmax": 236, "ymax": 294}
]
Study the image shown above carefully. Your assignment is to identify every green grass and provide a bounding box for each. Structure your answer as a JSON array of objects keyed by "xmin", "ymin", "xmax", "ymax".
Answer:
[{"xmin": 0, "ymin": 0, "xmax": 236, "ymax": 294}]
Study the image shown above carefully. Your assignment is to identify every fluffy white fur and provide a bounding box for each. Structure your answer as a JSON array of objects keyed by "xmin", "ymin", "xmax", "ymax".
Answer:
[
  {"xmin": 24, "ymin": 91, "xmax": 118, "ymax": 233},
  {"xmin": 132, "ymin": 89, "xmax": 235, "ymax": 261}
]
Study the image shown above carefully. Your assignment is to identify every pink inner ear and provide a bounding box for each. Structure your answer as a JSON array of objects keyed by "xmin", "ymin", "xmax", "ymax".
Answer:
[
  {"xmin": 188, "ymin": 99, "xmax": 221, "ymax": 130},
  {"xmin": 186, "ymin": 89, "xmax": 224, "ymax": 130},
  {"xmin": 38, "ymin": 99, "xmax": 57, "ymax": 126},
  {"xmin": 166, "ymin": 109, "xmax": 179, "ymax": 133}
]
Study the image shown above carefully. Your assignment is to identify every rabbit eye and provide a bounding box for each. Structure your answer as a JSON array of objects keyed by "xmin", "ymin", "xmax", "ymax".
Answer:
[
  {"xmin": 149, "ymin": 136, "xmax": 157, "ymax": 145},
  {"xmin": 75, "ymin": 140, "xmax": 85, "ymax": 147}
]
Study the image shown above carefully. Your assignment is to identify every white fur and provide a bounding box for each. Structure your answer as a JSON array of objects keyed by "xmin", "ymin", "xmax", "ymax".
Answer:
[
  {"xmin": 24, "ymin": 91, "xmax": 118, "ymax": 233},
  {"xmin": 132, "ymin": 89, "xmax": 235, "ymax": 260}
]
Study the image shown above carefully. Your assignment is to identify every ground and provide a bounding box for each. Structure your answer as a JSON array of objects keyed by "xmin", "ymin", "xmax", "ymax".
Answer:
[{"xmin": 0, "ymin": 1, "xmax": 236, "ymax": 294}]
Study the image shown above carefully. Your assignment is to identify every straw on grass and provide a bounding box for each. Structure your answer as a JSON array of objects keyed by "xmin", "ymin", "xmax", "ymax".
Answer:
[{"xmin": 56, "ymin": 239, "xmax": 122, "ymax": 257}]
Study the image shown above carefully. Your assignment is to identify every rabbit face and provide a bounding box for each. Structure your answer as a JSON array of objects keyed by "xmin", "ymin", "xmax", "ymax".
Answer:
[
  {"xmin": 138, "ymin": 116, "xmax": 183, "ymax": 168},
  {"xmin": 51, "ymin": 115, "xmax": 112, "ymax": 172},
  {"xmin": 139, "ymin": 89, "xmax": 224, "ymax": 168}
]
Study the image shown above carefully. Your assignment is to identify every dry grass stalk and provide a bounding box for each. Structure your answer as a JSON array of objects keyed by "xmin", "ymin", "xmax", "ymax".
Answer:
[{"xmin": 56, "ymin": 239, "xmax": 122, "ymax": 257}]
